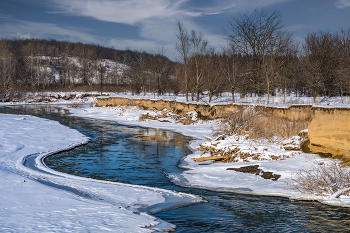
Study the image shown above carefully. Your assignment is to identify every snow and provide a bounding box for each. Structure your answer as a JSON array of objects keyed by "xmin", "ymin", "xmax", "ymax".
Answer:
[
  {"xmin": 2, "ymin": 91, "xmax": 350, "ymax": 231},
  {"xmin": 99, "ymin": 92, "xmax": 350, "ymax": 107},
  {"xmin": 69, "ymin": 101, "xmax": 350, "ymax": 207},
  {"xmin": 2, "ymin": 91, "xmax": 350, "ymax": 109},
  {"xmin": 0, "ymin": 114, "xmax": 200, "ymax": 232}
]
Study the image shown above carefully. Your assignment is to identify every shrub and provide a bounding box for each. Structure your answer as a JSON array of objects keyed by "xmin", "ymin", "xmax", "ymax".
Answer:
[
  {"xmin": 215, "ymin": 106, "xmax": 308, "ymax": 141},
  {"xmin": 288, "ymin": 162, "xmax": 350, "ymax": 197}
]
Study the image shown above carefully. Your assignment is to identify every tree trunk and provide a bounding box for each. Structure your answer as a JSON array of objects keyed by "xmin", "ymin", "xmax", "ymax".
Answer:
[{"xmin": 231, "ymin": 87, "xmax": 235, "ymax": 103}]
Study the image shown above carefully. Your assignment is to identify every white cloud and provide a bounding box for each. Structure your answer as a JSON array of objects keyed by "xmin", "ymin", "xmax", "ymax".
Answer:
[
  {"xmin": 196, "ymin": 0, "xmax": 289, "ymax": 14},
  {"xmin": 51, "ymin": 0, "xmax": 289, "ymax": 25},
  {"xmin": 334, "ymin": 0, "xmax": 350, "ymax": 8},
  {"xmin": 18, "ymin": 33, "xmax": 31, "ymax": 39},
  {"xmin": 44, "ymin": 0, "xmax": 291, "ymax": 56},
  {"xmin": 52, "ymin": 0, "xmax": 192, "ymax": 25}
]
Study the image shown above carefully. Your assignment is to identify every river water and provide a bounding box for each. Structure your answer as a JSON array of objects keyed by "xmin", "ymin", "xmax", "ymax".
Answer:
[{"xmin": 1, "ymin": 104, "xmax": 350, "ymax": 232}]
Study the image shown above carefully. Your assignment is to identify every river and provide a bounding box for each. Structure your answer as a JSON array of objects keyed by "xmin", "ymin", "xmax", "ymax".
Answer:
[{"xmin": 1, "ymin": 104, "xmax": 350, "ymax": 232}]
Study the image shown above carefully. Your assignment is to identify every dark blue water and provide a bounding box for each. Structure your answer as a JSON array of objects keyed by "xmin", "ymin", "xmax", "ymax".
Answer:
[{"xmin": 1, "ymin": 104, "xmax": 350, "ymax": 232}]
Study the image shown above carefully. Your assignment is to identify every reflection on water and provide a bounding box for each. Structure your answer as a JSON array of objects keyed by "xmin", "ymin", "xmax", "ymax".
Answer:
[
  {"xmin": 1, "ymin": 104, "xmax": 350, "ymax": 232},
  {"xmin": 45, "ymin": 121, "xmax": 191, "ymax": 188}
]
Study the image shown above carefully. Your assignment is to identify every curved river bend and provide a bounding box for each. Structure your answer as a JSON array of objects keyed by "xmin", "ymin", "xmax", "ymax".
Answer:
[{"xmin": 1, "ymin": 104, "xmax": 350, "ymax": 232}]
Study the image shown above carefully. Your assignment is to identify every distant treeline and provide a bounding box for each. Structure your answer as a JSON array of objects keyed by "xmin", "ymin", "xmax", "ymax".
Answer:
[
  {"xmin": 4, "ymin": 38, "xmax": 166, "ymax": 63},
  {"xmin": 0, "ymin": 38, "xmax": 179, "ymax": 100},
  {"xmin": 175, "ymin": 9, "xmax": 350, "ymax": 103},
  {"xmin": 1, "ymin": 9, "xmax": 350, "ymax": 103}
]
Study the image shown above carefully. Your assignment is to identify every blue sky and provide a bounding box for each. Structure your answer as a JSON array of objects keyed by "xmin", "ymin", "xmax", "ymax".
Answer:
[{"xmin": 0, "ymin": 0, "xmax": 349, "ymax": 59}]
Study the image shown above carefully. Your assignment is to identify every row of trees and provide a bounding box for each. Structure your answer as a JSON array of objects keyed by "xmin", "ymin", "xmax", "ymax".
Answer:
[
  {"xmin": 0, "ymin": 39, "xmax": 178, "ymax": 99},
  {"xmin": 0, "ymin": 9, "xmax": 349, "ymax": 103},
  {"xmin": 175, "ymin": 9, "xmax": 350, "ymax": 103}
]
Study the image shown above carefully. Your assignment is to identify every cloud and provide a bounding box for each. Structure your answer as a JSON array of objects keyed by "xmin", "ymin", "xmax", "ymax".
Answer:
[
  {"xmin": 0, "ymin": 14, "xmax": 12, "ymax": 19},
  {"xmin": 44, "ymin": 0, "xmax": 290, "ymax": 56},
  {"xmin": 51, "ymin": 0, "xmax": 193, "ymax": 25},
  {"xmin": 196, "ymin": 0, "xmax": 289, "ymax": 14},
  {"xmin": 334, "ymin": 0, "xmax": 350, "ymax": 8},
  {"xmin": 18, "ymin": 33, "xmax": 31, "ymax": 39},
  {"xmin": 50, "ymin": 0, "xmax": 289, "ymax": 25},
  {"xmin": 0, "ymin": 19, "xmax": 99, "ymax": 43}
]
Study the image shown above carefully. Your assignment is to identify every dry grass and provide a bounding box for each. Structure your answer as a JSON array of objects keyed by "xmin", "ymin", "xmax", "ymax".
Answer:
[
  {"xmin": 196, "ymin": 143, "xmax": 240, "ymax": 160},
  {"xmin": 139, "ymin": 113, "xmax": 159, "ymax": 121},
  {"xmin": 139, "ymin": 110, "xmax": 199, "ymax": 125},
  {"xmin": 288, "ymin": 162, "xmax": 350, "ymax": 197},
  {"xmin": 215, "ymin": 106, "xmax": 308, "ymax": 141},
  {"xmin": 195, "ymin": 142, "xmax": 294, "ymax": 163}
]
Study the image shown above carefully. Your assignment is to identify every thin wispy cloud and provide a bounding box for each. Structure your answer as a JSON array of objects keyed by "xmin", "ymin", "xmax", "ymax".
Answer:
[
  {"xmin": 48, "ymin": 0, "xmax": 235, "ymax": 53},
  {"xmin": 284, "ymin": 24, "xmax": 306, "ymax": 32},
  {"xmin": 51, "ymin": 0, "xmax": 193, "ymax": 25},
  {"xmin": 0, "ymin": 19, "xmax": 99, "ymax": 43},
  {"xmin": 195, "ymin": 0, "xmax": 288, "ymax": 14},
  {"xmin": 47, "ymin": 0, "xmax": 289, "ymax": 44},
  {"xmin": 42, "ymin": 0, "xmax": 292, "ymax": 55},
  {"xmin": 50, "ymin": 0, "xmax": 290, "ymax": 25},
  {"xmin": 0, "ymin": 14, "xmax": 12, "ymax": 19},
  {"xmin": 334, "ymin": 0, "xmax": 350, "ymax": 8}
]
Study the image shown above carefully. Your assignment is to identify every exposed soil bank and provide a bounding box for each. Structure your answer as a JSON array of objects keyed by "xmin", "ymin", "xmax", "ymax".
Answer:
[
  {"xmin": 96, "ymin": 97, "xmax": 350, "ymax": 161},
  {"xmin": 308, "ymin": 107, "xmax": 350, "ymax": 163},
  {"xmin": 96, "ymin": 97, "xmax": 312, "ymax": 121}
]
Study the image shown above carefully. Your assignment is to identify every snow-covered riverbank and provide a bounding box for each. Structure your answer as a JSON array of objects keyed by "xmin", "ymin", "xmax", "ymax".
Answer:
[
  {"xmin": 0, "ymin": 113, "xmax": 202, "ymax": 232},
  {"xmin": 2, "ymin": 91, "xmax": 350, "ymax": 231},
  {"xmin": 70, "ymin": 104, "xmax": 350, "ymax": 207}
]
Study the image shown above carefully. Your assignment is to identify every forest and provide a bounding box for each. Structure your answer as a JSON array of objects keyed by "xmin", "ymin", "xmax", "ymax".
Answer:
[{"xmin": 0, "ymin": 9, "xmax": 349, "ymax": 103}]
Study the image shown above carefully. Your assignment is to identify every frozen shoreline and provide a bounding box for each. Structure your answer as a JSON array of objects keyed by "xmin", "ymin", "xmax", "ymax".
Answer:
[
  {"xmin": 0, "ymin": 112, "xmax": 201, "ymax": 232},
  {"xmin": 2, "ymin": 92, "xmax": 350, "ymax": 231},
  {"xmin": 69, "ymin": 103, "xmax": 350, "ymax": 208}
]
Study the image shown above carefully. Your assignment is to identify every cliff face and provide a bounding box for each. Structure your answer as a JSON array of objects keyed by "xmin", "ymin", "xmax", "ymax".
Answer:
[
  {"xmin": 96, "ymin": 97, "xmax": 350, "ymax": 161},
  {"xmin": 96, "ymin": 97, "xmax": 243, "ymax": 119},
  {"xmin": 308, "ymin": 107, "xmax": 350, "ymax": 162},
  {"xmin": 96, "ymin": 97, "xmax": 311, "ymax": 121}
]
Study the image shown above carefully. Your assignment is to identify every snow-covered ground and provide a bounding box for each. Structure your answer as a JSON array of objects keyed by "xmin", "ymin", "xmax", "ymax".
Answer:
[
  {"xmin": 0, "ymin": 113, "xmax": 202, "ymax": 232},
  {"xmin": 102, "ymin": 92, "xmax": 350, "ymax": 107},
  {"xmin": 3, "ymin": 91, "xmax": 350, "ymax": 107},
  {"xmin": 69, "ymin": 101, "xmax": 350, "ymax": 207},
  {"xmin": 2, "ymin": 91, "xmax": 350, "ymax": 232}
]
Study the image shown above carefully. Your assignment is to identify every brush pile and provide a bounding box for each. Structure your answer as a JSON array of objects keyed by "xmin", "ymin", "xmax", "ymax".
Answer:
[{"xmin": 192, "ymin": 135, "xmax": 298, "ymax": 163}]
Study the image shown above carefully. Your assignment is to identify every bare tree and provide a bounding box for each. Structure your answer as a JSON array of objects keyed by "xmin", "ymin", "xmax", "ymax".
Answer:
[
  {"xmin": 0, "ymin": 40, "xmax": 16, "ymax": 99},
  {"xmin": 302, "ymin": 31, "xmax": 341, "ymax": 102},
  {"xmin": 149, "ymin": 46, "xmax": 171, "ymax": 96},
  {"xmin": 61, "ymin": 43, "xmax": 73, "ymax": 88},
  {"xmin": 116, "ymin": 52, "xmax": 132, "ymax": 90},
  {"xmin": 228, "ymin": 8, "xmax": 283, "ymax": 97},
  {"xmin": 97, "ymin": 57, "xmax": 106, "ymax": 95},
  {"xmin": 262, "ymin": 30, "xmax": 295, "ymax": 103},
  {"xmin": 190, "ymin": 30, "xmax": 208, "ymax": 101},
  {"xmin": 76, "ymin": 45, "xmax": 95, "ymax": 86},
  {"xmin": 22, "ymin": 42, "xmax": 36, "ymax": 89},
  {"xmin": 337, "ymin": 29, "xmax": 350, "ymax": 102},
  {"xmin": 126, "ymin": 51, "xmax": 148, "ymax": 95},
  {"xmin": 203, "ymin": 49, "xmax": 225, "ymax": 103},
  {"xmin": 221, "ymin": 46, "xmax": 239, "ymax": 103},
  {"xmin": 175, "ymin": 20, "xmax": 191, "ymax": 101}
]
